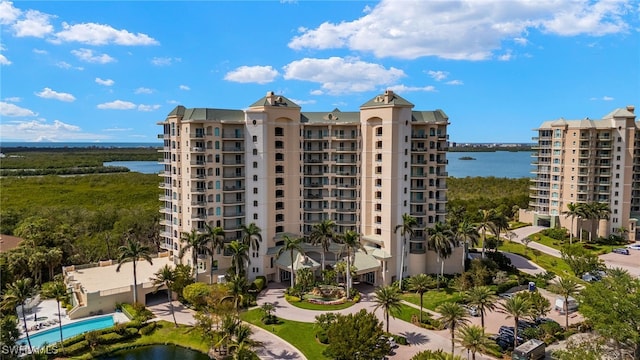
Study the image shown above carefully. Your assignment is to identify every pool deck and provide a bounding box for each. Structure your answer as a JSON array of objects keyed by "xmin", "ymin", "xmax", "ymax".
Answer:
[{"xmin": 18, "ymin": 299, "xmax": 129, "ymax": 338}]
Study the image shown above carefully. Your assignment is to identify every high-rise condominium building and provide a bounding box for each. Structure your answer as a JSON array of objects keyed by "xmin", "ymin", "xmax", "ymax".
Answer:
[
  {"xmin": 157, "ymin": 90, "xmax": 461, "ymax": 286},
  {"xmin": 521, "ymin": 105, "xmax": 637, "ymax": 241}
]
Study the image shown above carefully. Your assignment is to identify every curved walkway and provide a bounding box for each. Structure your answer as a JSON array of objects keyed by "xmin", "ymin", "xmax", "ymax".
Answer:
[
  {"xmin": 149, "ymin": 300, "xmax": 305, "ymax": 360},
  {"xmin": 256, "ymin": 284, "xmax": 495, "ymax": 360}
]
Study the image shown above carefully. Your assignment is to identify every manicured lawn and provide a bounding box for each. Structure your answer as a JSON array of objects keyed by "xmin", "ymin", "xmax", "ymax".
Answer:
[
  {"xmin": 395, "ymin": 304, "xmax": 435, "ymax": 323},
  {"xmin": 401, "ymin": 288, "xmax": 463, "ymax": 310},
  {"xmin": 531, "ymin": 232, "xmax": 617, "ymax": 255},
  {"xmin": 499, "ymin": 241, "xmax": 575, "ymax": 278},
  {"xmin": 240, "ymin": 308, "xmax": 329, "ymax": 360},
  {"xmin": 289, "ymin": 299, "xmax": 356, "ymax": 311}
]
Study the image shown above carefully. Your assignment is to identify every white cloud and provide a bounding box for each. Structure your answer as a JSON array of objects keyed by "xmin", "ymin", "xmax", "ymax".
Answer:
[
  {"xmin": 95, "ymin": 77, "xmax": 114, "ymax": 86},
  {"xmin": 53, "ymin": 22, "xmax": 159, "ymax": 46},
  {"xmin": 0, "ymin": 101, "xmax": 37, "ymax": 117},
  {"xmin": 288, "ymin": 98, "xmax": 316, "ymax": 105},
  {"xmin": 0, "ymin": 1, "xmax": 21, "ymax": 25},
  {"xmin": 224, "ymin": 65, "xmax": 279, "ymax": 84},
  {"xmin": 71, "ymin": 48, "xmax": 115, "ymax": 64},
  {"xmin": 386, "ymin": 84, "xmax": 436, "ymax": 93},
  {"xmin": 283, "ymin": 57, "xmax": 405, "ymax": 94},
  {"xmin": 35, "ymin": 87, "xmax": 76, "ymax": 102},
  {"xmin": 427, "ymin": 70, "xmax": 448, "ymax": 81},
  {"xmin": 288, "ymin": 0, "xmax": 633, "ymax": 60},
  {"xmin": 445, "ymin": 80, "xmax": 464, "ymax": 86},
  {"xmin": 134, "ymin": 87, "xmax": 153, "ymax": 94},
  {"xmin": 12, "ymin": 9, "xmax": 54, "ymax": 38},
  {"xmin": 151, "ymin": 57, "xmax": 180, "ymax": 66},
  {"xmin": 513, "ymin": 37, "xmax": 529, "ymax": 46},
  {"xmin": 0, "ymin": 54, "xmax": 10, "ymax": 65},
  {"xmin": 3, "ymin": 97, "xmax": 21, "ymax": 102},
  {"xmin": 97, "ymin": 100, "xmax": 136, "ymax": 110},
  {"xmin": 137, "ymin": 104, "xmax": 161, "ymax": 112},
  {"xmin": 0, "ymin": 119, "xmax": 109, "ymax": 141},
  {"xmin": 32, "ymin": 48, "xmax": 47, "ymax": 54},
  {"xmin": 103, "ymin": 127, "xmax": 133, "ymax": 132},
  {"xmin": 498, "ymin": 51, "xmax": 513, "ymax": 61},
  {"xmin": 167, "ymin": 100, "xmax": 179, "ymax": 104},
  {"xmin": 591, "ymin": 96, "xmax": 615, "ymax": 101},
  {"xmin": 179, "ymin": 85, "xmax": 190, "ymax": 91}
]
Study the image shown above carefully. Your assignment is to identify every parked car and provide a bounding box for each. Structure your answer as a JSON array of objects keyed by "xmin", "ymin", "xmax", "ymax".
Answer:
[
  {"xmin": 613, "ymin": 248, "xmax": 630, "ymax": 255},
  {"xmin": 464, "ymin": 305, "xmax": 479, "ymax": 317},
  {"xmin": 627, "ymin": 244, "xmax": 640, "ymax": 250},
  {"xmin": 499, "ymin": 293, "xmax": 514, "ymax": 299},
  {"xmin": 582, "ymin": 272, "xmax": 602, "ymax": 282}
]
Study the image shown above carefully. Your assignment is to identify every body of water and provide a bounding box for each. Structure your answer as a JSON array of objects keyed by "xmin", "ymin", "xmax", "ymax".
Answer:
[
  {"xmin": 1, "ymin": 142, "xmax": 161, "ymax": 148},
  {"xmin": 21, "ymin": 315, "xmax": 114, "ymax": 348},
  {"xmin": 104, "ymin": 161, "xmax": 163, "ymax": 174},
  {"xmin": 106, "ymin": 151, "xmax": 533, "ymax": 178},
  {"xmin": 447, "ymin": 151, "xmax": 532, "ymax": 178},
  {"xmin": 99, "ymin": 345, "xmax": 209, "ymax": 360}
]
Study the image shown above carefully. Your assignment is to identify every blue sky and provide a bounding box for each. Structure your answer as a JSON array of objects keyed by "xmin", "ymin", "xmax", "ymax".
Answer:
[{"xmin": 0, "ymin": 0, "xmax": 638, "ymax": 143}]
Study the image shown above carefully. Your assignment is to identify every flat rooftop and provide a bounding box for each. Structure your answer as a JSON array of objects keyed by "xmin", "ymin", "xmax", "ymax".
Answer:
[{"xmin": 66, "ymin": 257, "xmax": 173, "ymax": 293}]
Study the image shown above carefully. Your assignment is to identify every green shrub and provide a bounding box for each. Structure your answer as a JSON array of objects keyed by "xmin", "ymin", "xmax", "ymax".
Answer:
[
  {"xmin": 390, "ymin": 334, "xmax": 408, "ymax": 345},
  {"xmin": 542, "ymin": 228, "xmax": 568, "ymax": 241},
  {"xmin": 98, "ymin": 332, "xmax": 124, "ymax": 345},
  {"xmin": 139, "ymin": 322, "xmax": 157, "ymax": 335},
  {"xmin": 64, "ymin": 340, "xmax": 89, "ymax": 356},
  {"xmin": 285, "ymin": 294, "xmax": 301, "ymax": 302},
  {"xmin": 316, "ymin": 331, "xmax": 329, "ymax": 344},
  {"xmin": 61, "ymin": 334, "xmax": 86, "ymax": 347},
  {"xmin": 126, "ymin": 320, "xmax": 143, "ymax": 329},
  {"xmin": 352, "ymin": 293, "xmax": 361, "ymax": 303},
  {"xmin": 495, "ymin": 280, "xmax": 520, "ymax": 294},
  {"xmin": 253, "ymin": 276, "xmax": 266, "ymax": 292}
]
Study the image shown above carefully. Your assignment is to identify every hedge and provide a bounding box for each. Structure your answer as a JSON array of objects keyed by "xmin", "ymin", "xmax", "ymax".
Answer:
[{"xmin": 64, "ymin": 340, "xmax": 89, "ymax": 356}]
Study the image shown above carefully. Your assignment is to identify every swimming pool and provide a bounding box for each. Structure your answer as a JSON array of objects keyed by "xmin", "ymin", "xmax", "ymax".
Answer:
[{"xmin": 20, "ymin": 315, "xmax": 115, "ymax": 348}]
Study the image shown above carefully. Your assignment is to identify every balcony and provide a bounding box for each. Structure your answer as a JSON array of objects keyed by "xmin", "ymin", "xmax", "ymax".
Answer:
[
  {"xmin": 191, "ymin": 147, "xmax": 205, "ymax": 153},
  {"xmin": 159, "ymin": 182, "xmax": 171, "ymax": 189},
  {"xmin": 190, "ymin": 160, "xmax": 206, "ymax": 166},
  {"xmin": 223, "ymin": 211, "xmax": 245, "ymax": 218},
  {"xmin": 222, "ymin": 131, "xmax": 243, "ymax": 139},
  {"xmin": 190, "ymin": 133, "xmax": 205, "ymax": 139},
  {"xmin": 191, "ymin": 213, "xmax": 207, "ymax": 220},
  {"xmin": 223, "ymin": 198, "xmax": 244, "ymax": 205},
  {"xmin": 222, "ymin": 146, "xmax": 244, "ymax": 152},
  {"xmin": 223, "ymin": 172, "xmax": 245, "ymax": 179}
]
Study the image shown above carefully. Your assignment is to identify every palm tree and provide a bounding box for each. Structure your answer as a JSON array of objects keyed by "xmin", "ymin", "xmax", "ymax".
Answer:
[
  {"xmin": 563, "ymin": 202, "xmax": 581, "ymax": 245},
  {"xmin": 337, "ymin": 230, "xmax": 365, "ymax": 299},
  {"xmin": 463, "ymin": 286, "xmax": 497, "ymax": 330},
  {"xmin": 394, "ymin": 214, "xmax": 417, "ymax": 290},
  {"xmin": 226, "ymin": 240, "xmax": 249, "ymax": 277},
  {"xmin": 372, "ymin": 285, "xmax": 403, "ymax": 333},
  {"xmin": 116, "ymin": 235, "xmax": 153, "ymax": 304},
  {"xmin": 2, "ymin": 278, "xmax": 36, "ymax": 354},
  {"xmin": 412, "ymin": 349, "xmax": 464, "ymax": 360},
  {"xmin": 426, "ymin": 222, "xmax": 456, "ymax": 288},
  {"xmin": 309, "ymin": 219, "xmax": 336, "ymax": 278},
  {"xmin": 204, "ymin": 224, "xmax": 225, "ymax": 283},
  {"xmin": 151, "ymin": 264, "xmax": 178, "ymax": 326},
  {"xmin": 500, "ymin": 295, "xmax": 532, "ymax": 348},
  {"xmin": 453, "ymin": 219, "xmax": 479, "ymax": 270},
  {"xmin": 476, "ymin": 209, "xmax": 496, "ymax": 258},
  {"xmin": 41, "ymin": 280, "xmax": 68, "ymax": 354},
  {"xmin": 436, "ymin": 302, "xmax": 469, "ymax": 356},
  {"xmin": 179, "ymin": 229, "xmax": 212, "ymax": 281},
  {"xmin": 240, "ymin": 223, "xmax": 262, "ymax": 252},
  {"xmin": 276, "ymin": 235, "xmax": 305, "ymax": 288},
  {"xmin": 407, "ymin": 274, "xmax": 435, "ymax": 323},
  {"xmin": 492, "ymin": 212, "xmax": 510, "ymax": 243},
  {"xmin": 590, "ymin": 202, "xmax": 610, "ymax": 240},
  {"xmin": 456, "ymin": 325, "xmax": 495, "ymax": 360},
  {"xmin": 43, "ymin": 247, "xmax": 63, "ymax": 281},
  {"xmin": 224, "ymin": 274, "xmax": 249, "ymax": 312},
  {"xmin": 549, "ymin": 277, "xmax": 580, "ymax": 329}
]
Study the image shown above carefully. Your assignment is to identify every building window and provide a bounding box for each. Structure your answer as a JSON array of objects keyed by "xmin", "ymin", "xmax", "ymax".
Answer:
[
  {"xmin": 375, "ymin": 216, "xmax": 381, "ymax": 223},
  {"xmin": 253, "ymin": 200, "xmax": 258, "ymax": 207},
  {"xmin": 253, "ymin": 175, "xmax": 258, "ymax": 181},
  {"xmin": 276, "ymin": 165, "xmax": 284, "ymax": 173},
  {"xmin": 215, "ymin": 141, "xmax": 220, "ymax": 149},
  {"xmin": 375, "ymin": 179, "xmax": 382, "ymax": 187},
  {"xmin": 375, "ymin": 191, "xmax": 382, "ymax": 199},
  {"xmin": 275, "ymin": 140, "xmax": 284, "ymax": 149},
  {"xmin": 215, "ymin": 154, "xmax": 220, "ymax": 163},
  {"xmin": 253, "ymin": 187, "xmax": 258, "ymax": 194},
  {"xmin": 375, "ymin": 204, "xmax": 382, "ymax": 211},
  {"xmin": 376, "ymin": 127, "xmax": 383, "ymax": 136},
  {"xmin": 376, "ymin": 140, "xmax": 382, "ymax": 149},
  {"xmin": 275, "ymin": 153, "xmax": 284, "ymax": 161},
  {"xmin": 275, "ymin": 127, "xmax": 284, "ymax": 136},
  {"xmin": 375, "ymin": 228, "xmax": 382, "ymax": 235},
  {"xmin": 253, "ymin": 149, "xmax": 258, "ymax": 155},
  {"xmin": 252, "ymin": 135, "xmax": 257, "ymax": 142},
  {"xmin": 375, "ymin": 166, "xmax": 382, "ymax": 174},
  {"xmin": 276, "ymin": 190, "xmax": 284, "ymax": 198},
  {"xmin": 252, "ymin": 161, "xmax": 258, "ymax": 168},
  {"xmin": 275, "ymin": 226, "xmax": 284, "ymax": 233},
  {"xmin": 276, "ymin": 202, "xmax": 284, "ymax": 210},
  {"xmin": 276, "ymin": 178, "xmax": 284, "ymax": 186},
  {"xmin": 276, "ymin": 214, "xmax": 284, "ymax": 222},
  {"xmin": 376, "ymin": 153, "xmax": 382, "ymax": 162}
]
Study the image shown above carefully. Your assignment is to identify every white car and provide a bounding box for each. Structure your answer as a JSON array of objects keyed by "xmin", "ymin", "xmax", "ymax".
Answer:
[
  {"xmin": 499, "ymin": 293, "xmax": 514, "ymax": 299},
  {"xmin": 627, "ymin": 244, "xmax": 640, "ymax": 250}
]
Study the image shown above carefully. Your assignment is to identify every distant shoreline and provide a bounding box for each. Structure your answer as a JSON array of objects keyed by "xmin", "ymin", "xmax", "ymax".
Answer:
[{"xmin": 0, "ymin": 142, "xmax": 162, "ymax": 150}]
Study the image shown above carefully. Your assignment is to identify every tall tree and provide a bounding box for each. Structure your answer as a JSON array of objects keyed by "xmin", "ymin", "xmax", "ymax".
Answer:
[
  {"xmin": 151, "ymin": 264, "xmax": 178, "ymax": 327},
  {"xmin": 463, "ymin": 286, "xmax": 497, "ymax": 330},
  {"xmin": 179, "ymin": 229, "xmax": 212, "ymax": 281},
  {"xmin": 549, "ymin": 277, "xmax": 580, "ymax": 329},
  {"xmin": 43, "ymin": 247, "xmax": 63, "ymax": 281},
  {"xmin": 407, "ymin": 274, "xmax": 436, "ymax": 323},
  {"xmin": 41, "ymin": 280, "xmax": 68, "ymax": 354},
  {"xmin": 589, "ymin": 202, "xmax": 610, "ymax": 240},
  {"xmin": 276, "ymin": 235, "xmax": 305, "ymax": 289},
  {"xmin": 223, "ymin": 274, "xmax": 250, "ymax": 312},
  {"xmin": 452, "ymin": 219, "xmax": 479, "ymax": 270},
  {"xmin": 436, "ymin": 302, "xmax": 469, "ymax": 356},
  {"xmin": 426, "ymin": 222, "xmax": 456, "ymax": 288},
  {"xmin": 1, "ymin": 278, "xmax": 35, "ymax": 355},
  {"xmin": 372, "ymin": 285, "xmax": 403, "ymax": 333},
  {"xmin": 116, "ymin": 235, "xmax": 153, "ymax": 304},
  {"xmin": 325, "ymin": 309, "xmax": 389, "ymax": 360},
  {"xmin": 456, "ymin": 325, "xmax": 496, "ymax": 360},
  {"xmin": 337, "ymin": 230, "xmax": 365, "ymax": 299},
  {"xmin": 394, "ymin": 214, "xmax": 417, "ymax": 290},
  {"xmin": 240, "ymin": 223, "xmax": 262, "ymax": 252},
  {"xmin": 476, "ymin": 209, "xmax": 496, "ymax": 258},
  {"xmin": 309, "ymin": 219, "xmax": 336, "ymax": 279},
  {"xmin": 204, "ymin": 224, "xmax": 225, "ymax": 284},
  {"xmin": 563, "ymin": 202, "xmax": 581, "ymax": 245},
  {"xmin": 226, "ymin": 240, "xmax": 249, "ymax": 277},
  {"xmin": 500, "ymin": 294, "xmax": 532, "ymax": 348}
]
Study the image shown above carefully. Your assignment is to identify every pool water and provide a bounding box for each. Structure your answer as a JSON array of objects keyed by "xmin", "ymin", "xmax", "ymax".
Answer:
[{"xmin": 20, "ymin": 315, "xmax": 115, "ymax": 348}]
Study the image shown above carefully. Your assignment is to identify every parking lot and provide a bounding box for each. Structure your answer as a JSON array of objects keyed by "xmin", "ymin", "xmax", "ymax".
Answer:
[{"xmin": 599, "ymin": 245, "xmax": 640, "ymax": 278}]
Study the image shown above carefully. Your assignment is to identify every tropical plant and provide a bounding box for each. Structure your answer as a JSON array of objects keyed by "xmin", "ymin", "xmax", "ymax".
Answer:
[
  {"xmin": 179, "ymin": 229, "xmax": 212, "ymax": 281},
  {"xmin": 411, "ymin": 349, "xmax": 464, "ymax": 360},
  {"xmin": 453, "ymin": 219, "xmax": 479, "ymax": 270},
  {"xmin": 337, "ymin": 230, "xmax": 365, "ymax": 299},
  {"xmin": 463, "ymin": 286, "xmax": 497, "ymax": 330},
  {"xmin": 476, "ymin": 209, "xmax": 496, "ymax": 258},
  {"xmin": 296, "ymin": 267, "xmax": 314, "ymax": 292},
  {"xmin": 426, "ymin": 222, "xmax": 456, "ymax": 288},
  {"xmin": 563, "ymin": 202, "xmax": 581, "ymax": 244},
  {"xmin": 43, "ymin": 247, "xmax": 63, "ymax": 281},
  {"xmin": 394, "ymin": 213, "xmax": 417, "ymax": 290},
  {"xmin": 549, "ymin": 277, "xmax": 580, "ymax": 329},
  {"xmin": 1, "ymin": 278, "xmax": 35, "ymax": 354},
  {"xmin": 309, "ymin": 219, "xmax": 336, "ymax": 278},
  {"xmin": 407, "ymin": 274, "xmax": 436, "ymax": 323},
  {"xmin": 436, "ymin": 301, "xmax": 469, "ymax": 355},
  {"xmin": 589, "ymin": 202, "xmax": 610, "ymax": 240},
  {"xmin": 226, "ymin": 240, "xmax": 250, "ymax": 277},
  {"xmin": 41, "ymin": 280, "xmax": 68, "ymax": 354},
  {"xmin": 456, "ymin": 325, "xmax": 496, "ymax": 360},
  {"xmin": 372, "ymin": 285, "xmax": 403, "ymax": 333},
  {"xmin": 276, "ymin": 235, "xmax": 305, "ymax": 289},
  {"xmin": 325, "ymin": 309, "xmax": 389, "ymax": 360},
  {"xmin": 151, "ymin": 264, "xmax": 178, "ymax": 326},
  {"xmin": 500, "ymin": 294, "xmax": 532, "ymax": 348},
  {"xmin": 116, "ymin": 233, "xmax": 153, "ymax": 304},
  {"xmin": 224, "ymin": 274, "xmax": 250, "ymax": 312},
  {"xmin": 204, "ymin": 224, "xmax": 225, "ymax": 283}
]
